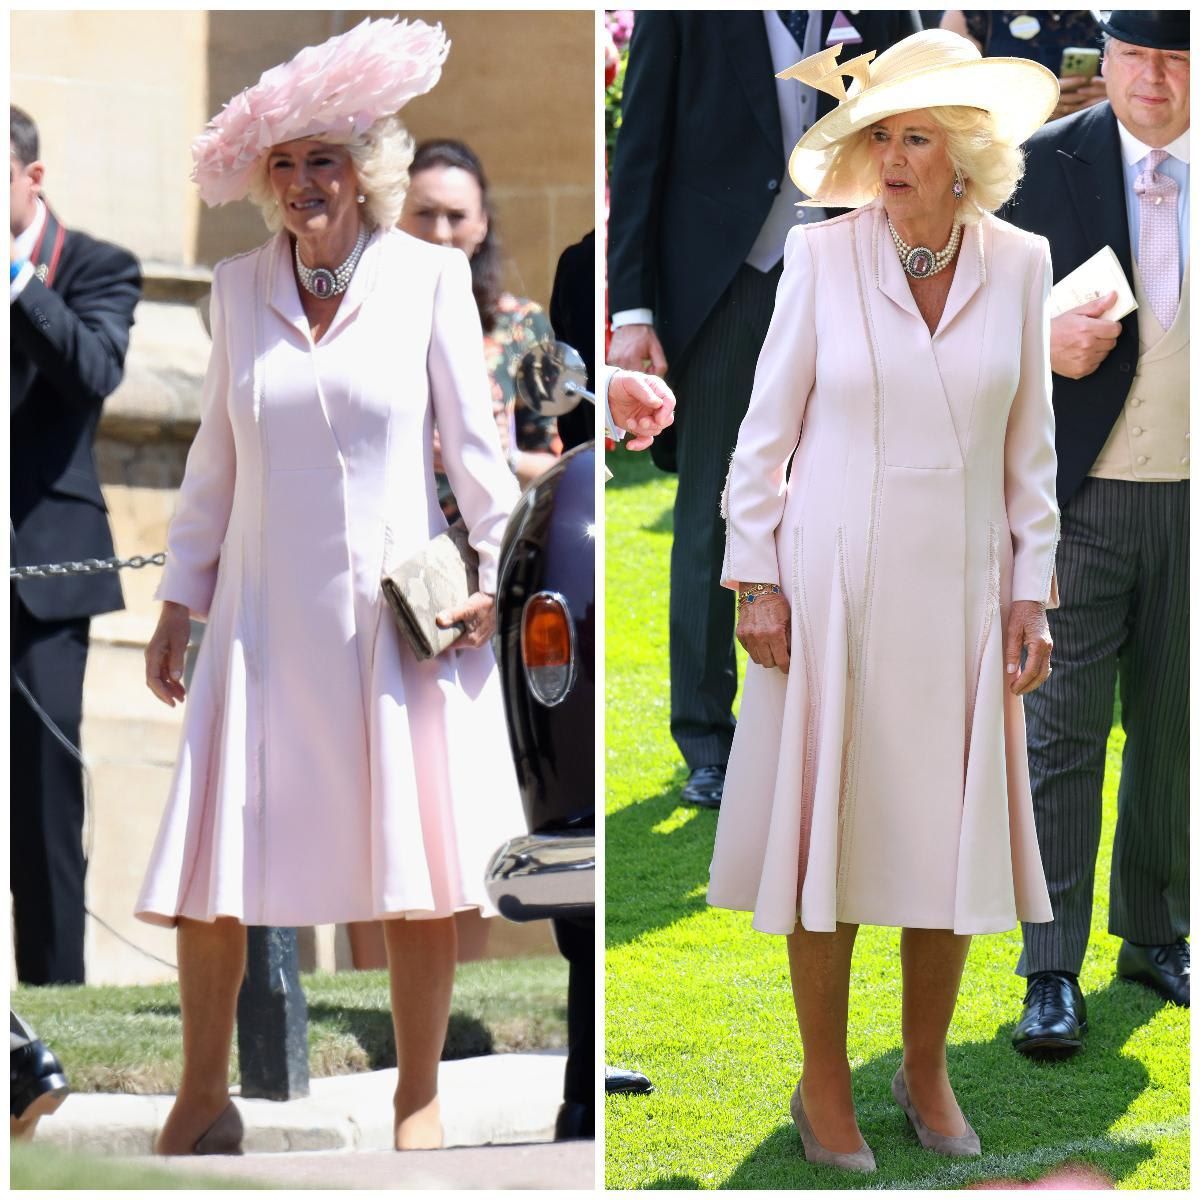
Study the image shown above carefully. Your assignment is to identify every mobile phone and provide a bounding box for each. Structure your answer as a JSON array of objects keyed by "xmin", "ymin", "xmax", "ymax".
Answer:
[{"xmin": 1061, "ymin": 47, "xmax": 1101, "ymax": 78}]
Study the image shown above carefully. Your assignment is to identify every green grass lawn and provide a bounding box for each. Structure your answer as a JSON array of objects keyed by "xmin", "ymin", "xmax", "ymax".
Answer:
[
  {"xmin": 604, "ymin": 449, "xmax": 1188, "ymax": 1190},
  {"xmin": 10, "ymin": 1142, "xmax": 262, "ymax": 1191},
  {"xmin": 12, "ymin": 956, "xmax": 566, "ymax": 1094}
]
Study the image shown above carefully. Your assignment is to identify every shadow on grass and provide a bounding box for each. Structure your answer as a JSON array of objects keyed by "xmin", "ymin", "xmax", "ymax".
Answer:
[
  {"xmin": 720, "ymin": 979, "xmax": 1162, "ymax": 1190},
  {"xmin": 605, "ymin": 778, "xmax": 718, "ymax": 950},
  {"xmin": 642, "ymin": 506, "xmax": 675, "ymax": 536},
  {"xmin": 132, "ymin": 1002, "xmax": 495, "ymax": 1066}
]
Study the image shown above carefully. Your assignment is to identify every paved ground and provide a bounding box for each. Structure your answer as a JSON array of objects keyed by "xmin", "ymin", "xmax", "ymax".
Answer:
[
  {"xmin": 137, "ymin": 1141, "xmax": 596, "ymax": 1189},
  {"xmin": 36, "ymin": 1052, "xmax": 571, "ymax": 1157}
]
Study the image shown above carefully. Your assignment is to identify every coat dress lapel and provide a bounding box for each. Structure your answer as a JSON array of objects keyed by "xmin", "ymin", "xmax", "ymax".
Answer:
[
  {"xmin": 869, "ymin": 201, "xmax": 966, "ymax": 468},
  {"xmin": 267, "ymin": 231, "xmax": 309, "ymax": 341}
]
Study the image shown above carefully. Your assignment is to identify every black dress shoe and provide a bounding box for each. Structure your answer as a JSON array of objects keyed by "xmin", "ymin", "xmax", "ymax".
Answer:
[
  {"xmin": 605, "ymin": 1065, "xmax": 653, "ymax": 1095},
  {"xmin": 554, "ymin": 1100, "xmax": 595, "ymax": 1140},
  {"xmin": 681, "ymin": 764, "xmax": 725, "ymax": 809},
  {"xmin": 10, "ymin": 1011, "xmax": 69, "ymax": 1125},
  {"xmin": 1117, "ymin": 939, "xmax": 1190, "ymax": 1007},
  {"xmin": 1012, "ymin": 971, "xmax": 1087, "ymax": 1060}
]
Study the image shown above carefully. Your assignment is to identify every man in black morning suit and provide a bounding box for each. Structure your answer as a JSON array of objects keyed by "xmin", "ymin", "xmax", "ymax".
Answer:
[
  {"xmin": 607, "ymin": 11, "xmax": 921, "ymax": 807},
  {"xmin": 1000, "ymin": 11, "xmax": 1190, "ymax": 1055},
  {"xmin": 10, "ymin": 105, "xmax": 141, "ymax": 984}
]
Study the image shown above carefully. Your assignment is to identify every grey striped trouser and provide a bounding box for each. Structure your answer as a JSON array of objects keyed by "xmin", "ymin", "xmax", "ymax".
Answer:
[
  {"xmin": 1018, "ymin": 478, "xmax": 1189, "ymax": 977},
  {"xmin": 667, "ymin": 262, "xmax": 782, "ymax": 771}
]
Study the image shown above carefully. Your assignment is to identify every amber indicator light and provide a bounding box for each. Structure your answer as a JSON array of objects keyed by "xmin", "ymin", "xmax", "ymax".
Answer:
[{"xmin": 523, "ymin": 595, "xmax": 571, "ymax": 667}]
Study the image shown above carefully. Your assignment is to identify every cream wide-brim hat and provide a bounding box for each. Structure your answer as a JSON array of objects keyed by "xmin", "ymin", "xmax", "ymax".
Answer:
[{"xmin": 788, "ymin": 28, "xmax": 1059, "ymax": 209}]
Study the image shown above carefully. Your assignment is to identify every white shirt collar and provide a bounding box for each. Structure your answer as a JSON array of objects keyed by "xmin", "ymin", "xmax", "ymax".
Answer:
[
  {"xmin": 1116, "ymin": 120, "xmax": 1190, "ymax": 167},
  {"xmin": 13, "ymin": 197, "xmax": 47, "ymax": 260}
]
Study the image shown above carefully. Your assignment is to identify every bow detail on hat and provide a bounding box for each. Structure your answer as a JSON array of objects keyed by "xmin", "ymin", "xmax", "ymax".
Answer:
[{"xmin": 777, "ymin": 42, "xmax": 877, "ymax": 101}]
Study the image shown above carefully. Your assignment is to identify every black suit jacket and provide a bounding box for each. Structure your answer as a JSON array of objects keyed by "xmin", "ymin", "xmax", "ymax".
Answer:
[
  {"xmin": 550, "ymin": 230, "xmax": 596, "ymax": 452},
  {"xmin": 11, "ymin": 223, "xmax": 142, "ymax": 620},
  {"xmin": 1000, "ymin": 103, "xmax": 1142, "ymax": 507},
  {"xmin": 607, "ymin": 9, "xmax": 921, "ymax": 369}
]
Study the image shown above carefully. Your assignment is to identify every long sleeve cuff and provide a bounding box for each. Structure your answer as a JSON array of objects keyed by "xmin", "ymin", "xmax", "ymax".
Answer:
[{"xmin": 610, "ymin": 307, "xmax": 654, "ymax": 329}]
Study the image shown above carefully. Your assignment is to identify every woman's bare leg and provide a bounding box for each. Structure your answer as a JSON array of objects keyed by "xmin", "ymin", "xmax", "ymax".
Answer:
[
  {"xmin": 899, "ymin": 927, "xmax": 972, "ymax": 1136},
  {"xmin": 347, "ymin": 920, "xmax": 388, "ymax": 969},
  {"xmin": 384, "ymin": 915, "xmax": 458, "ymax": 1150},
  {"xmin": 786, "ymin": 921, "xmax": 862, "ymax": 1153},
  {"xmin": 155, "ymin": 917, "xmax": 246, "ymax": 1154}
]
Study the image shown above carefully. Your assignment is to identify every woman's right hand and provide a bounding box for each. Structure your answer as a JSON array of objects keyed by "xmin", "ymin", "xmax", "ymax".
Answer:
[
  {"xmin": 145, "ymin": 601, "xmax": 191, "ymax": 707},
  {"xmin": 735, "ymin": 586, "xmax": 791, "ymax": 674}
]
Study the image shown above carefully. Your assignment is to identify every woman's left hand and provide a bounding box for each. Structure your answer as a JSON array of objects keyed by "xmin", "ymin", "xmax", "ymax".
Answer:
[
  {"xmin": 1004, "ymin": 600, "xmax": 1053, "ymax": 695},
  {"xmin": 436, "ymin": 590, "xmax": 496, "ymax": 650}
]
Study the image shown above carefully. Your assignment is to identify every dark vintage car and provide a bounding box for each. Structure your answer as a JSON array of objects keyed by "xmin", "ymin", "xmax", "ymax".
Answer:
[{"xmin": 484, "ymin": 346, "xmax": 595, "ymax": 923}]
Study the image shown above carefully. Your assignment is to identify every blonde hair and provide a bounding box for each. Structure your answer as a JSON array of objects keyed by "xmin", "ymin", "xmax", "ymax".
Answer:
[
  {"xmin": 823, "ymin": 105, "xmax": 1024, "ymax": 223},
  {"xmin": 247, "ymin": 114, "xmax": 415, "ymax": 233}
]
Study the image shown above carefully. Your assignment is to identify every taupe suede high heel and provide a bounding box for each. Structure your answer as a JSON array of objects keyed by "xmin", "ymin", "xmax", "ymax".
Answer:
[
  {"xmin": 789, "ymin": 1082, "xmax": 877, "ymax": 1173},
  {"xmin": 891, "ymin": 1068, "xmax": 980, "ymax": 1157},
  {"xmin": 191, "ymin": 1101, "xmax": 244, "ymax": 1155}
]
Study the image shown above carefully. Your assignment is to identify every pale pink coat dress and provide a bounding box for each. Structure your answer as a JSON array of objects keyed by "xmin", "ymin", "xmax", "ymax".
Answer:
[
  {"xmin": 135, "ymin": 228, "xmax": 525, "ymax": 927},
  {"xmin": 708, "ymin": 200, "xmax": 1058, "ymax": 936}
]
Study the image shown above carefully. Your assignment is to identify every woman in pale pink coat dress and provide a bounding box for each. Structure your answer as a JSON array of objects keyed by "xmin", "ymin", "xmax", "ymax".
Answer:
[
  {"xmin": 707, "ymin": 32, "xmax": 1062, "ymax": 1170},
  {"xmin": 137, "ymin": 20, "xmax": 524, "ymax": 1155}
]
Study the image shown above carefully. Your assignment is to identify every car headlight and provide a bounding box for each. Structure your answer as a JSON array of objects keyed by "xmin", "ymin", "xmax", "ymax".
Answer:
[{"xmin": 521, "ymin": 591, "xmax": 576, "ymax": 706}]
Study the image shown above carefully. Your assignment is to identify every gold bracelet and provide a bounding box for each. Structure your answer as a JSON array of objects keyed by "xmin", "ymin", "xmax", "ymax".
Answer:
[{"xmin": 737, "ymin": 583, "xmax": 781, "ymax": 607}]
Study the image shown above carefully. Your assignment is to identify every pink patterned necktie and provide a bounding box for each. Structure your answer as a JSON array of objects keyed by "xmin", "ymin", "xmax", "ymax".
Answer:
[{"xmin": 1133, "ymin": 148, "xmax": 1180, "ymax": 330}]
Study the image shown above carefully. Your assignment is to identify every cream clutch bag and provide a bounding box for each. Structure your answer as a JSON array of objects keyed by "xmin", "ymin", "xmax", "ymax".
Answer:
[{"xmin": 381, "ymin": 520, "xmax": 479, "ymax": 660}]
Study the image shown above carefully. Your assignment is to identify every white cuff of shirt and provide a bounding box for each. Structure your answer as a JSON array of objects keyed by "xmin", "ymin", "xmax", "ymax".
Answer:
[
  {"xmin": 610, "ymin": 307, "xmax": 654, "ymax": 329},
  {"xmin": 601, "ymin": 364, "xmax": 625, "ymax": 441},
  {"xmin": 10, "ymin": 261, "xmax": 35, "ymax": 302}
]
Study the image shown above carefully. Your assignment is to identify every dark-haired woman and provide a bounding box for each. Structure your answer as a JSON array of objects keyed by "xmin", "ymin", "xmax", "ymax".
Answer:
[{"xmin": 400, "ymin": 139, "xmax": 561, "ymax": 520}]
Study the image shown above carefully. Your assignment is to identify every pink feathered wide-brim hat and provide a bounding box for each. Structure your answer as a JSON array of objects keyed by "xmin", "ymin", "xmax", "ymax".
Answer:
[
  {"xmin": 784, "ymin": 29, "xmax": 1059, "ymax": 208},
  {"xmin": 191, "ymin": 17, "xmax": 449, "ymax": 207}
]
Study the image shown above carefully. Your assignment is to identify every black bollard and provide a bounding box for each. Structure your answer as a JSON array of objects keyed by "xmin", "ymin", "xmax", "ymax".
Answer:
[{"xmin": 236, "ymin": 926, "xmax": 310, "ymax": 1100}]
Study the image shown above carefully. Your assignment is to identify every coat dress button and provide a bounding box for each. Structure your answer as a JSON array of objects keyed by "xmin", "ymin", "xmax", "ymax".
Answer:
[
  {"xmin": 767, "ymin": 179, "xmax": 779, "ymax": 192},
  {"xmin": 1136, "ymin": 455, "xmax": 1149, "ymax": 465},
  {"xmin": 1132, "ymin": 426, "xmax": 1143, "ymax": 436}
]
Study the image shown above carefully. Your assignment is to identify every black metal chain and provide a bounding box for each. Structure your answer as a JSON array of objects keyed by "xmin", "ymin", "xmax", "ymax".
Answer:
[
  {"xmin": 11, "ymin": 543, "xmax": 177, "ymax": 969},
  {"xmin": 10, "ymin": 551, "xmax": 166, "ymax": 580},
  {"xmin": 11, "ymin": 670, "xmax": 178, "ymax": 971}
]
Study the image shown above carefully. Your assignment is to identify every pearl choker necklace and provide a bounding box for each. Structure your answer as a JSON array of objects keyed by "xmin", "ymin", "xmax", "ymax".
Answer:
[
  {"xmin": 294, "ymin": 227, "xmax": 369, "ymax": 299},
  {"xmin": 887, "ymin": 216, "xmax": 962, "ymax": 280}
]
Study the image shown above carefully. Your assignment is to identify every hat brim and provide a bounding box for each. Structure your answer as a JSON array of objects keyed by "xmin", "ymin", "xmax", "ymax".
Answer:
[
  {"xmin": 1097, "ymin": 17, "xmax": 1189, "ymax": 51},
  {"xmin": 789, "ymin": 57, "xmax": 1060, "ymax": 207}
]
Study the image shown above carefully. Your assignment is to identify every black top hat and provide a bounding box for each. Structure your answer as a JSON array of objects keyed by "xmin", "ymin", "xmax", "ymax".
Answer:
[{"xmin": 1099, "ymin": 10, "xmax": 1189, "ymax": 52}]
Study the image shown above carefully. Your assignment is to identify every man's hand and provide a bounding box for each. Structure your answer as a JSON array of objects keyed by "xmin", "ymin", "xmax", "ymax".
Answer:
[
  {"xmin": 1050, "ymin": 292, "xmax": 1122, "ymax": 380},
  {"xmin": 609, "ymin": 369, "xmax": 676, "ymax": 450},
  {"xmin": 608, "ymin": 323, "xmax": 668, "ymax": 377},
  {"xmin": 1051, "ymin": 73, "xmax": 1108, "ymax": 121}
]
